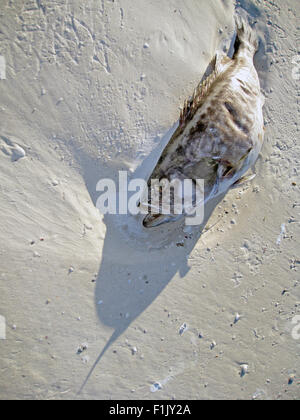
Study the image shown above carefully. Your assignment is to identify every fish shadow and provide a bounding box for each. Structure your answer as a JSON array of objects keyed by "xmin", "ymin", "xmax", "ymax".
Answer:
[{"xmin": 76, "ymin": 126, "xmax": 225, "ymax": 395}]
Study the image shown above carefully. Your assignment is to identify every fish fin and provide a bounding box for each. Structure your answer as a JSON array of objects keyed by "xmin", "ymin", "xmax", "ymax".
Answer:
[
  {"xmin": 179, "ymin": 48, "xmax": 235, "ymax": 128},
  {"xmin": 233, "ymin": 14, "xmax": 259, "ymax": 56},
  {"xmin": 231, "ymin": 173, "xmax": 256, "ymax": 189},
  {"xmin": 180, "ymin": 66, "xmax": 218, "ymax": 127}
]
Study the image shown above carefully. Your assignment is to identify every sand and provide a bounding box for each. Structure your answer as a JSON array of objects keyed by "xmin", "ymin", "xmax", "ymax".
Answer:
[{"xmin": 0, "ymin": 0, "xmax": 299, "ymax": 400}]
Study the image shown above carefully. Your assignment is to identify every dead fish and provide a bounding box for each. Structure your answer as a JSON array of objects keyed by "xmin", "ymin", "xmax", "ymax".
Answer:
[{"xmin": 141, "ymin": 16, "xmax": 265, "ymax": 228}]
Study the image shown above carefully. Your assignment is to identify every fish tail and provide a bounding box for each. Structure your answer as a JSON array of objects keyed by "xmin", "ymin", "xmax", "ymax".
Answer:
[{"xmin": 233, "ymin": 14, "xmax": 259, "ymax": 56}]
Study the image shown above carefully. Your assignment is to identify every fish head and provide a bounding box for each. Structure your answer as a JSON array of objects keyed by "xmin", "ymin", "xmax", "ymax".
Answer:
[{"xmin": 143, "ymin": 213, "xmax": 182, "ymax": 228}]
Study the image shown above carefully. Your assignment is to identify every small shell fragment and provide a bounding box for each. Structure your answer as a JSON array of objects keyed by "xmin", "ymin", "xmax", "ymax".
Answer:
[
  {"xmin": 150, "ymin": 382, "xmax": 162, "ymax": 392},
  {"xmin": 77, "ymin": 343, "xmax": 88, "ymax": 354},
  {"xmin": 210, "ymin": 341, "xmax": 217, "ymax": 350},
  {"xmin": 288, "ymin": 374, "xmax": 295, "ymax": 385},
  {"xmin": 12, "ymin": 145, "xmax": 26, "ymax": 162},
  {"xmin": 240, "ymin": 364, "xmax": 248, "ymax": 377},
  {"xmin": 131, "ymin": 346, "xmax": 137, "ymax": 355},
  {"xmin": 179, "ymin": 323, "xmax": 188, "ymax": 336},
  {"xmin": 234, "ymin": 313, "xmax": 241, "ymax": 324}
]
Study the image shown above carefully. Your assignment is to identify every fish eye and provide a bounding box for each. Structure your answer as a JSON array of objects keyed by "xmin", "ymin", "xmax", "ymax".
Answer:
[{"xmin": 223, "ymin": 165, "xmax": 234, "ymax": 177}]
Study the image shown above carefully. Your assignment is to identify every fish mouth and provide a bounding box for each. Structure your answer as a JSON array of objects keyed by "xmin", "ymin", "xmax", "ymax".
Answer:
[{"xmin": 143, "ymin": 213, "xmax": 181, "ymax": 228}]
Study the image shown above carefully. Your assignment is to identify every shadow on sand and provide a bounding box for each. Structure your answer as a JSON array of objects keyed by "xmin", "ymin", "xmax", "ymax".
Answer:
[{"xmin": 76, "ymin": 131, "xmax": 225, "ymax": 394}]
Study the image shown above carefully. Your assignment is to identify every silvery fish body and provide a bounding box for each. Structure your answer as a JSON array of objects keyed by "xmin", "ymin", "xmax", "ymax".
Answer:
[{"xmin": 142, "ymin": 16, "xmax": 265, "ymax": 228}]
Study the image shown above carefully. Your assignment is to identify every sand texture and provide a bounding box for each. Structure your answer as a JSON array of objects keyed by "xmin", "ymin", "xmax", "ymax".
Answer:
[{"xmin": 0, "ymin": 0, "xmax": 299, "ymax": 400}]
